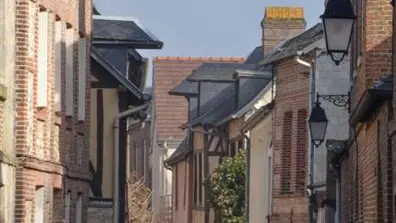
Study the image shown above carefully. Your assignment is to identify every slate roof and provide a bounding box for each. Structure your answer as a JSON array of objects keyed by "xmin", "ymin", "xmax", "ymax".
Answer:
[
  {"xmin": 190, "ymin": 85, "xmax": 235, "ymax": 126},
  {"xmin": 93, "ymin": 15, "xmax": 163, "ymax": 49},
  {"xmin": 245, "ymin": 45, "xmax": 263, "ymax": 65},
  {"xmin": 168, "ymin": 80, "xmax": 198, "ymax": 96},
  {"xmin": 91, "ymin": 47, "xmax": 144, "ymax": 99},
  {"xmin": 153, "ymin": 57, "xmax": 245, "ymax": 141},
  {"xmin": 260, "ymin": 23, "xmax": 323, "ymax": 65},
  {"xmin": 164, "ymin": 137, "xmax": 190, "ymax": 166},
  {"xmin": 189, "ymin": 75, "xmax": 271, "ymax": 127},
  {"xmin": 187, "ymin": 63, "xmax": 256, "ymax": 82},
  {"xmin": 350, "ymin": 75, "xmax": 392, "ymax": 126}
]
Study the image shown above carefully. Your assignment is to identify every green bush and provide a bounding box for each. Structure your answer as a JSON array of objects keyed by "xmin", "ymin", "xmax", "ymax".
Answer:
[{"xmin": 204, "ymin": 150, "xmax": 246, "ymax": 223}]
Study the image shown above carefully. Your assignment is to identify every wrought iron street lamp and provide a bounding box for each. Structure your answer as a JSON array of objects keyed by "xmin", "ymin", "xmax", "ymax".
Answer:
[
  {"xmin": 321, "ymin": 0, "xmax": 356, "ymax": 65},
  {"xmin": 308, "ymin": 99, "xmax": 328, "ymax": 147},
  {"xmin": 308, "ymin": 93, "xmax": 350, "ymax": 147}
]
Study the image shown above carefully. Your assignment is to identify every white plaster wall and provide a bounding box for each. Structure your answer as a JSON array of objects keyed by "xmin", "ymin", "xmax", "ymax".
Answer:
[
  {"xmin": 248, "ymin": 114, "xmax": 272, "ymax": 223},
  {"xmin": 312, "ymin": 53, "xmax": 350, "ymax": 187}
]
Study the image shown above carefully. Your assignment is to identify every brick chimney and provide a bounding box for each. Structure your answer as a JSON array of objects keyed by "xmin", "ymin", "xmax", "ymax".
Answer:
[{"xmin": 261, "ymin": 7, "xmax": 306, "ymax": 55}]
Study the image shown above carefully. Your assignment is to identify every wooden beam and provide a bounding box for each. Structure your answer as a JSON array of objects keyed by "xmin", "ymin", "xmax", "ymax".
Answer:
[{"xmin": 203, "ymin": 132, "xmax": 210, "ymax": 223}]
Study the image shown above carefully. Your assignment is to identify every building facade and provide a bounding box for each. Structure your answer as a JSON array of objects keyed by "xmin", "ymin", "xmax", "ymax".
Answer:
[
  {"xmin": 14, "ymin": 0, "xmax": 92, "ymax": 222},
  {"xmin": 338, "ymin": 0, "xmax": 394, "ymax": 222},
  {"xmin": 151, "ymin": 56, "xmax": 245, "ymax": 221},
  {"xmin": 0, "ymin": 0, "xmax": 16, "ymax": 222}
]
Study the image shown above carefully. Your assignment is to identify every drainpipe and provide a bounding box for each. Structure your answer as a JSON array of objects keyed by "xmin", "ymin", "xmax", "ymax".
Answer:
[
  {"xmin": 113, "ymin": 102, "xmax": 149, "ymax": 223},
  {"xmin": 241, "ymin": 129, "xmax": 250, "ymax": 223},
  {"xmin": 295, "ymin": 52, "xmax": 315, "ymax": 223}
]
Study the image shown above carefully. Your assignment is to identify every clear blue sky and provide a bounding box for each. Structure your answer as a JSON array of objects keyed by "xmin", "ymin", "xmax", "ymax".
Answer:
[{"xmin": 94, "ymin": 0, "xmax": 325, "ymax": 86}]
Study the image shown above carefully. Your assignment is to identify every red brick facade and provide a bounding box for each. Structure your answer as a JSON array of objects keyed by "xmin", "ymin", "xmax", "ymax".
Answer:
[
  {"xmin": 14, "ymin": 0, "xmax": 91, "ymax": 222},
  {"xmin": 271, "ymin": 59, "xmax": 310, "ymax": 222},
  {"xmin": 340, "ymin": 0, "xmax": 394, "ymax": 222}
]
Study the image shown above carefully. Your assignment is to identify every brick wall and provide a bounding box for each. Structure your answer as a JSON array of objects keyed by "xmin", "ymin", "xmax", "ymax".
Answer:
[
  {"xmin": 0, "ymin": 0, "xmax": 16, "ymax": 222},
  {"xmin": 340, "ymin": 0, "xmax": 394, "ymax": 222},
  {"xmin": 14, "ymin": 0, "xmax": 92, "ymax": 222},
  {"xmin": 271, "ymin": 59, "xmax": 310, "ymax": 222},
  {"xmin": 261, "ymin": 7, "xmax": 306, "ymax": 54}
]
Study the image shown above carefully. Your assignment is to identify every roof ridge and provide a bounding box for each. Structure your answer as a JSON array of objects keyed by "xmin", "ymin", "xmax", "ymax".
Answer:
[{"xmin": 153, "ymin": 56, "xmax": 245, "ymax": 62}]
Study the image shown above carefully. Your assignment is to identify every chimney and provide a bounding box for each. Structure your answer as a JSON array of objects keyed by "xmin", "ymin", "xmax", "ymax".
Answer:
[{"xmin": 261, "ymin": 7, "xmax": 306, "ymax": 55}]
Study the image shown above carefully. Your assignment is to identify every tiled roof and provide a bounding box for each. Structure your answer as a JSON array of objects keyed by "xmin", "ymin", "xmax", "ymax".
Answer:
[
  {"xmin": 93, "ymin": 15, "xmax": 163, "ymax": 49},
  {"xmin": 260, "ymin": 23, "xmax": 323, "ymax": 65},
  {"xmin": 153, "ymin": 57, "xmax": 244, "ymax": 141},
  {"xmin": 187, "ymin": 63, "xmax": 255, "ymax": 82}
]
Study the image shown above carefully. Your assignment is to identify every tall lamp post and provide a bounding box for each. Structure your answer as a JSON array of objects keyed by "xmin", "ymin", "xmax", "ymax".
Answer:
[{"xmin": 321, "ymin": 0, "xmax": 356, "ymax": 65}]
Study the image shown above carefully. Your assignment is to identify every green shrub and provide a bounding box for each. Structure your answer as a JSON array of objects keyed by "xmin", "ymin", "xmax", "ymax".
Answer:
[{"xmin": 204, "ymin": 150, "xmax": 246, "ymax": 223}]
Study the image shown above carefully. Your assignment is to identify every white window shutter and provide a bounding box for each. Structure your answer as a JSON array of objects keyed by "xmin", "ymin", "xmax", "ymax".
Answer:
[
  {"xmin": 54, "ymin": 21, "xmax": 62, "ymax": 112},
  {"xmin": 37, "ymin": 11, "xmax": 48, "ymax": 107},
  {"xmin": 65, "ymin": 191, "xmax": 71, "ymax": 223},
  {"xmin": 34, "ymin": 187, "xmax": 45, "ymax": 223},
  {"xmin": 78, "ymin": 38, "xmax": 86, "ymax": 120},
  {"xmin": 76, "ymin": 193, "xmax": 83, "ymax": 223},
  {"xmin": 65, "ymin": 28, "xmax": 74, "ymax": 116}
]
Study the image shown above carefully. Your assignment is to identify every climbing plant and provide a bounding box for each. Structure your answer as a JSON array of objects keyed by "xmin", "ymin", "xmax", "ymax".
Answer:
[{"xmin": 204, "ymin": 150, "xmax": 246, "ymax": 223}]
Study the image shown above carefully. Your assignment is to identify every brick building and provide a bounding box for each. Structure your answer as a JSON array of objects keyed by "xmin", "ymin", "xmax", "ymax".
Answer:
[
  {"xmin": 14, "ymin": 0, "xmax": 92, "ymax": 222},
  {"xmin": 336, "ymin": 0, "xmax": 394, "ymax": 222},
  {"xmin": 151, "ymin": 56, "xmax": 245, "ymax": 221},
  {"xmin": 0, "ymin": 0, "xmax": 16, "ymax": 222}
]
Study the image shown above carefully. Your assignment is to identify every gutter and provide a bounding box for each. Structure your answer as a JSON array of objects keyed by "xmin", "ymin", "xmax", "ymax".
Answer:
[
  {"xmin": 93, "ymin": 40, "xmax": 164, "ymax": 49},
  {"xmin": 241, "ymin": 129, "xmax": 250, "ymax": 223},
  {"xmin": 113, "ymin": 101, "xmax": 150, "ymax": 223}
]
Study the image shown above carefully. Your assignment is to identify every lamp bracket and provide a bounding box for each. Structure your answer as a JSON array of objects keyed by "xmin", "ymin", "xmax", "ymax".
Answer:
[{"xmin": 317, "ymin": 92, "xmax": 350, "ymax": 109}]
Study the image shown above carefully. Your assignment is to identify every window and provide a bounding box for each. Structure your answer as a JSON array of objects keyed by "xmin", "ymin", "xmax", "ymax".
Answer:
[
  {"xmin": 193, "ymin": 152, "xmax": 203, "ymax": 207},
  {"xmin": 198, "ymin": 153, "xmax": 203, "ymax": 204},
  {"xmin": 76, "ymin": 193, "xmax": 83, "ymax": 223},
  {"xmin": 78, "ymin": 37, "xmax": 87, "ymax": 120},
  {"xmin": 229, "ymin": 142, "xmax": 236, "ymax": 157},
  {"xmin": 52, "ymin": 189, "xmax": 63, "ymax": 222},
  {"xmin": 65, "ymin": 28, "xmax": 74, "ymax": 116},
  {"xmin": 296, "ymin": 109, "xmax": 307, "ymax": 192},
  {"xmin": 237, "ymin": 139, "xmax": 243, "ymax": 152},
  {"xmin": 281, "ymin": 111, "xmax": 293, "ymax": 193},
  {"xmin": 37, "ymin": 11, "xmax": 49, "ymax": 107},
  {"xmin": 175, "ymin": 165, "xmax": 178, "ymax": 210},
  {"xmin": 65, "ymin": 191, "xmax": 71, "ymax": 223},
  {"xmin": 34, "ymin": 186, "xmax": 45, "ymax": 223},
  {"xmin": 54, "ymin": 21, "xmax": 62, "ymax": 112}
]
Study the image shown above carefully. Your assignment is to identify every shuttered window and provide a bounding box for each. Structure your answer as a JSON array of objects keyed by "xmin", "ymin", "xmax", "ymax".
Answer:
[
  {"xmin": 281, "ymin": 111, "xmax": 293, "ymax": 192},
  {"xmin": 54, "ymin": 21, "xmax": 62, "ymax": 112},
  {"xmin": 78, "ymin": 37, "xmax": 87, "ymax": 120},
  {"xmin": 296, "ymin": 109, "xmax": 307, "ymax": 192},
  {"xmin": 76, "ymin": 193, "xmax": 83, "ymax": 223},
  {"xmin": 65, "ymin": 28, "xmax": 74, "ymax": 116},
  {"xmin": 37, "ymin": 11, "xmax": 49, "ymax": 107},
  {"xmin": 34, "ymin": 186, "xmax": 45, "ymax": 223},
  {"xmin": 65, "ymin": 191, "xmax": 71, "ymax": 223}
]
